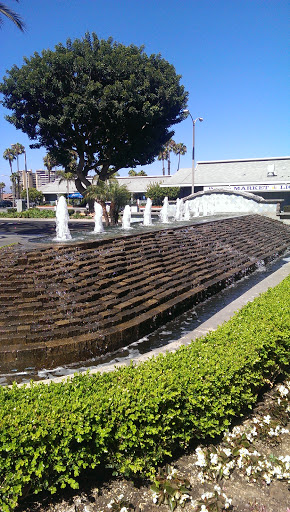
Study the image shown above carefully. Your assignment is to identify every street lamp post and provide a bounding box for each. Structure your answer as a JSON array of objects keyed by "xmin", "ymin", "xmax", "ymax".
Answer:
[
  {"xmin": 183, "ymin": 110, "xmax": 203, "ymax": 195},
  {"xmin": 24, "ymin": 149, "xmax": 30, "ymax": 209}
]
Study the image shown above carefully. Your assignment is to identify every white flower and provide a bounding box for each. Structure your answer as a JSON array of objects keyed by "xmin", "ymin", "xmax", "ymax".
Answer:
[
  {"xmin": 223, "ymin": 448, "xmax": 232, "ymax": 457},
  {"xmin": 200, "ymin": 505, "xmax": 209, "ymax": 512},
  {"xmin": 277, "ymin": 384, "xmax": 289, "ymax": 397},
  {"xmin": 263, "ymin": 473, "xmax": 271, "ymax": 484},
  {"xmin": 201, "ymin": 492, "xmax": 214, "ymax": 500},
  {"xmin": 263, "ymin": 415, "xmax": 271, "ymax": 424},
  {"xmin": 152, "ymin": 491, "xmax": 159, "ymax": 504},
  {"xmin": 179, "ymin": 493, "xmax": 191, "ymax": 504},
  {"xmin": 107, "ymin": 500, "xmax": 114, "ymax": 509},
  {"xmin": 214, "ymin": 484, "xmax": 221, "ymax": 493},
  {"xmin": 197, "ymin": 471, "xmax": 205, "ymax": 483},
  {"xmin": 246, "ymin": 465, "xmax": 252, "ymax": 476},
  {"xmin": 210, "ymin": 453, "xmax": 218, "ymax": 465},
  {"xmin": 239, "ymin": 447, "xmax": 250, "ymax": 457},
  {"xmin": 195, "ymin": 447, "xmax": 207, "ymax": 467},
  {"xmin": 118, "ymin": 494, "xmax": 124, "ymax": 500},
  {"xmin": 120, "ymin": 508, "xmax": 128, "ymax": 512}
]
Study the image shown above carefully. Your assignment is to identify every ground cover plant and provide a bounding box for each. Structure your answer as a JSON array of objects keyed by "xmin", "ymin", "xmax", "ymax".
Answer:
[{"xmin": 0, "ymin": 275, "xmax": 289, "ymax": 511}]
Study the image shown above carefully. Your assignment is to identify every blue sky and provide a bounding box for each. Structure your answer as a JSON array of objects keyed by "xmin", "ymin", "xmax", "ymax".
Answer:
[{"xmin": 0, "ymin": 0, "xmax": 289, "ymax": 190}]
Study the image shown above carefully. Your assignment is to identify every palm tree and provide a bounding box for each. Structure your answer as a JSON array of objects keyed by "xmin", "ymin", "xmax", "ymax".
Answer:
[
  {"xmin": 85, "ymin": 177, "xmax": 130, "ymax": 226},
  {"xmin": 56, "ymin": 171, "xmax": 75, "ymax": 196},
  {"xmin": 173, "ymin": 143, "xmax": 187, "ymax": 171},
  {"xmin": 158, "ymin": 139, "xmax": 176, "ymax": 176},
  {"xmin": 3, "ymin": 148, "xmax": 18, "ymax": 201},
  {"xmin": 0, "ymin": 181, "xmax": 5, "ymax": 200},
  {"xmin": 43, "ymin": 153, "xmax": 58, "ymax": 183},
  {"xmin": 0, "ymin": 1, "xmax": 25, "ymax": 31},
  {"xmin": 3, "ymin": 148, "xmax": 15, "ymax": 174},
  {"xmin": 11, "ymin": 142, "xmax": 25, "ymax": 196}
]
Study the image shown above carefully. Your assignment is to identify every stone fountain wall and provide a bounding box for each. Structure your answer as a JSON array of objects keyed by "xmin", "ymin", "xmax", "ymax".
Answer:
[{"xmin": 0, "ymin": 215, "xmax": 290, "ymax": 373}]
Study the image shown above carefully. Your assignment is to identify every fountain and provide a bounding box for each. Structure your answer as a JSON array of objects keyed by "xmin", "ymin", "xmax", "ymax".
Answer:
[
  {"xmin": 94, "ymin": 202, "xmax": 104, "ymax": 233},
  {"xmin": 122, "ymin": 205, "xmax": 132, "ymax": 229},
  {"xmin": 160, "ymin": 196, "xmax": 170, "ymax": 224},
  {"xmin": 184, "ymin": 201, "xmax": 191, "ymax": 221},
  {"xmin": 175, "ymin": 198, "xmax": 184, "ymax": 221},
  {"xmin": 187, "ymin": 190, "xmax": 278, "ymax": 217},
  {"xmin": 54, "ymin": 196, "xmax": 72, "ymax": 241},
  {"xmin": 143, "ymin": 198, "xmax": 153, "ymax": 226},
  {"xmin": 1, "ymin": 214, "xmax": 290, "ymax": 380}
]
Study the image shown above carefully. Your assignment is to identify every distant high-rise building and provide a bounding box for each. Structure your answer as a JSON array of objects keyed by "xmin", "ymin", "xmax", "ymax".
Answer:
[
  {"xmin": 19, "ymin": 170, "xmax": 36, "ymax": 190},
  {"xmin": 35, "ymin": 169, "xmax": 58, "ymax": 188}
]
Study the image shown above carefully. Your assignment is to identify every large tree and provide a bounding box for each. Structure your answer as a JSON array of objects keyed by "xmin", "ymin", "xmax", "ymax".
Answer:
[{"xmin": 0, "ymin": 33, "xmax": 188, "ymax": 197}]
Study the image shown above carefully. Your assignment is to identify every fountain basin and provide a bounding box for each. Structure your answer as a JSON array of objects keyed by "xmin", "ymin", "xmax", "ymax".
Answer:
[{"xmin": 0, "ymin": 215, "xmax": 289, "ymax": 374}]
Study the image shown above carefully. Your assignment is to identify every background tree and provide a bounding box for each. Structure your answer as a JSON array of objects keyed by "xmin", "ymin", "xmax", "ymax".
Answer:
[
  {"xmin": 0, "ymin": 33, "xmax": 188, "ymax": 197},
  {"xmin": 173, "ymin": 142, "xmax": 187, "ymax": 171},
  {"xmin": 0, "ymin": 1, "xmax": 25, "ymax": 31},
  {"xmin": 128, "ymin": 169, "xmax": 147, "ymax": 176},
  {"xmin": 43, "ymin": 153, "xmax": 58, "ymax": 183},
  {"xmin": 85, "ymin": 177, "xmax": 130, "ymax": 225},
  {"xmin": 20, "ymin": 187, "xmax": 43, "ymax": 204},
  {"xmin": 157, "ymin": 150, "xmax": 166, "ymax": 176},
  {"xmin": 3, "ymin": 148, "xmax": 19, "ymax": 201},
  {"xmin": 0, "ymin": 181, "xmax": 5, "ymax": 199},
  {"xmin": 146, "ymin": 182, "xmax": 180, "ymax": 205},
  {"xmin": 56, "ymin": 170, "xmax": 75, "ymax": 196},
  {"xmin": 11, "ymin": 142, "xmax": 25, "ymax": 197},
  {"xmin": 158, "ymin": 139, "xmax": 176, "ymax": 175}
]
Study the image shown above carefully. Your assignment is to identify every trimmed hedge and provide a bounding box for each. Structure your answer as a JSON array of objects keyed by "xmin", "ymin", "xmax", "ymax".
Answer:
[{"xmin": 0, "ymin": 275, "xmax": 289, "ymax": 511}]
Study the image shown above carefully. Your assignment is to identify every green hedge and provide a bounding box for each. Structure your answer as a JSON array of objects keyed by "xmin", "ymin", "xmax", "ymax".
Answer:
[
  {"xmin": 0, "ymin": 275, "xmax": 289, "ymax": 511},
  {"xmin": 0, "ymin": 208, "xmax": 55, "ymax": 218},
  {"xmin": 0, "ymin": 208, "xmax": 78, "ymax": 219}
]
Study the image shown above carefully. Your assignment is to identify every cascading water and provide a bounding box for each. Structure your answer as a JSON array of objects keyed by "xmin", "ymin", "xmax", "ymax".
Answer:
[
  {"xmin": 55, "ymin": 196, "xmax": 72, "ymax": 241},
  {"xmin": 94, "ymin": 202, "xmax": 104, "ymax": 233},
  {"xmin": 159, "ymin": 196, "xmax": 170, "ymax": 223},
  {"xmin": 184, "ymin": 200, "xmax": 190, "ymax": 221},
  {"xmin": 143, "ymin": 198, "xmax": 153, "ymax": 226},
  {"xmin": 122, "ymin": 205, "xmax": 132, "ymax": 229},
  {"xmin": 175, "ymin": 198, "xmax": 184, "ymax": 221}
]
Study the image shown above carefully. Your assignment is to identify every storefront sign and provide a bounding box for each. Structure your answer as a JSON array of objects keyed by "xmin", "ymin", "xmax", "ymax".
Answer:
[{"xmin": 204, "ymin": 184, "xmax": 290, "ymax": 192}]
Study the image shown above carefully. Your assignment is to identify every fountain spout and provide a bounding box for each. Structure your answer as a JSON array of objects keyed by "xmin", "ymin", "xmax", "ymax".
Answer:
[
  {"xmin": 94, "ymin": 202, "xmax": 104, "ymax": 233},
  {"xmin": 55, "ymin": 196, "xmax": 72, "ymax": 241},
  {"xmin": 143, "ymin": 198, "xmax": 153, "ymax": 226},
  {"xmin": 122, "ymin": 205, "xmax": 132, "ymax": 229},
  {"xmin": 160, "ymin": 196, "xmax": 170, "ymax": 223}
]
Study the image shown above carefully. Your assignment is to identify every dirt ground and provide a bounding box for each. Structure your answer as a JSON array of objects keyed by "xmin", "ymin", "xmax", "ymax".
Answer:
[{"xmin": 16, "ymin": 381, "xmax": 290, "ymax": 512}]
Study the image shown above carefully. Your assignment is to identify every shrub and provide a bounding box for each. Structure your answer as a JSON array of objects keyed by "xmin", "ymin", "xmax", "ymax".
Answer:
[
  {"xmin": 0, "ymin": 208, "xmax": 55, "ymax": 219},
  {"xmin": 0, "ymin": 276, "xmax": 289, "ymax": 511}
]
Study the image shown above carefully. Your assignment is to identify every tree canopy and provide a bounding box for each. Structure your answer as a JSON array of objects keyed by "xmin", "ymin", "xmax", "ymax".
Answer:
[
  {"xmin": 0, "ymin": 33, "xmax": 188, "ymax": 197},
  {"xmin": 146, "ymin": 183, "xmax": 180, "ymax": 205}
]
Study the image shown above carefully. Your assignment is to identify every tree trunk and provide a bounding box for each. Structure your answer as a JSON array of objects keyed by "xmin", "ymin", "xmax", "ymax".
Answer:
[
  {"xmin": 109, "ymin": 201, "xmax": 119, "ymax": 225},
  {"xmin": 168, "ymin": 154, "xmax": 171, "ymax": 176},
  {"xmin": 99, "ymin": 200, "xmax": 109, "ymax": 226}
]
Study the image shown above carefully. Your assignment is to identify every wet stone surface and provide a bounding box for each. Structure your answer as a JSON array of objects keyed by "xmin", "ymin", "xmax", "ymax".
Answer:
[{"xmin": 0, "ymin": 215, "xmax": 290, "ymax": 375}]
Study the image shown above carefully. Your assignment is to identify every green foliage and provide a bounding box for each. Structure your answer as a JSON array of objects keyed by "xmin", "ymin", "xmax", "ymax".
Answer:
[
  {"xmin": 20, "ymin": 188, "xmax": 44, "ymax": 204},
  {"xmin": 0, "ymin": 275, "xmax": 289, "ymax": 510},
  {"xmin": 0, "ymin": 32, "xmax": 188, "ymax": 196},
  {"xmin": 146, "ymin": 182, "xmax": 180, "ymax": 205},
  {"xmin": 151, "ymin": 465, "xmax": 191, "ymax": 510},
  {"xmin": 128, "ymin": 169, "xmax": 147, "ymax": 176},
  {"xmin": 85, "ymin": 177, "xmax": 131, "ymax": 224},
  {"xmin": 0, "ymin": 208, "xmax": 55, "ymax": 218}
]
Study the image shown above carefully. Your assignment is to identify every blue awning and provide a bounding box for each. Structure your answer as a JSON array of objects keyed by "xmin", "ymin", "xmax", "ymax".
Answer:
[{"xmin": 68, "ymin": 192, "xmax": 83, "ymax": 198}]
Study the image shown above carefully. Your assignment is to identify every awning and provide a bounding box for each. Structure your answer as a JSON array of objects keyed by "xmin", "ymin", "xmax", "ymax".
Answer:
[{"xmin": 68, "ymin": 192, "xmax": 83, "ymax": 198}]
